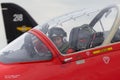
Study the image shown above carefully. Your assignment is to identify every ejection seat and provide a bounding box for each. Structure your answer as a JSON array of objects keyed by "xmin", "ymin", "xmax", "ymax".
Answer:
[{"xmin": 69, "ymin": 24, "xmax": 104, "ymax": 51}]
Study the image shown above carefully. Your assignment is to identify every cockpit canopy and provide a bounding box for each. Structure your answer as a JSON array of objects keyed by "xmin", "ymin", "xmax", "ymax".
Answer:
[
  {"xmin": 0, "ymin": 5, "xmax": 120, "ymax": 64},
  {"xmin": 37, "ymin": 5, "xmax": 119, "ymax": 51}
]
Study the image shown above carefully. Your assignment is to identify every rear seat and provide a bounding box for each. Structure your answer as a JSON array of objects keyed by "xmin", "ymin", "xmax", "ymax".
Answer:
[{"xmin": 69, "ymin": 24, "xmax": 104, "ymax": 51}]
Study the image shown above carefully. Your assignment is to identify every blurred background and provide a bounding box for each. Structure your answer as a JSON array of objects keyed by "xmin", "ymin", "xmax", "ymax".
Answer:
[
  {"xmin": 0, "ymin": 0, "xmax": 120, "ymax": 49},
  {"xmin": 0, "ymin": 0, "xmax": 120, "ymax": 24}
]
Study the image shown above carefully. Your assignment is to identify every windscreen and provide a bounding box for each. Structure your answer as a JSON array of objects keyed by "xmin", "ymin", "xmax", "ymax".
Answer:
[{"xmin": 0, "ymin": 32, "xmax": 52, "ymax": 63}]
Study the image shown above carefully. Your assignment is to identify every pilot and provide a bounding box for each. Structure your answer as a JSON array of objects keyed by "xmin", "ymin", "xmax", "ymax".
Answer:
[{"xmin": 48, "ymin": 27, "xmax": 70, "ymax": 54}]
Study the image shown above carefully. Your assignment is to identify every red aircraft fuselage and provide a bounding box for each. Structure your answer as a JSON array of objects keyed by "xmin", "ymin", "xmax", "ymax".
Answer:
[{"xmin": 0, "ymin": 4, "xmax": 120, "ymax": 80}]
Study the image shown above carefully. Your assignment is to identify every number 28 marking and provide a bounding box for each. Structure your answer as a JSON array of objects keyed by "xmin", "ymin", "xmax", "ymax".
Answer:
[{"xmin": 13, "ymin": 14, "xmax": 23, "ymax": 22}]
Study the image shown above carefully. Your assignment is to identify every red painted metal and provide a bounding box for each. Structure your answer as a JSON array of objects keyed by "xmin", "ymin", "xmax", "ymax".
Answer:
[{"xmin": 0, "ymin": 29, "xmax": 120, "ymax": 80}]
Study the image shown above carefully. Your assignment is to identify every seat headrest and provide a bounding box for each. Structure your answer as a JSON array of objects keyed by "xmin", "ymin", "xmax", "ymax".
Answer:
[{"xmin": 69, "ymin": 24, "xmax": 94, "ymax": 51}]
